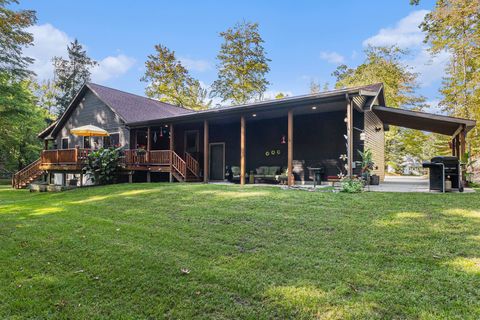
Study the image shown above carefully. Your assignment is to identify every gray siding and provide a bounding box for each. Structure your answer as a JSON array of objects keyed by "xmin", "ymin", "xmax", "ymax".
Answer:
[
  {"xmin": 54, "ymin": 91, "xmax": 129, "ymax": 149},
  {"xmin": 364, "ymin": 110, "xmax": 385, "ymax": 181}
]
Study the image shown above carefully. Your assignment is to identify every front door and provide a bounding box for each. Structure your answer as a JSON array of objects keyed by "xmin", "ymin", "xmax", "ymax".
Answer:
[{"xmin": 210, "ymin": 143, "xmax": 225, "ymax": 181}]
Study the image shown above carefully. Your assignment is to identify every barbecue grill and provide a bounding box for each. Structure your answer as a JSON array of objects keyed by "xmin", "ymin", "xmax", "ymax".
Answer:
[{"xmin": 422, "ymin": 156, "xmax": 463, "ymax": 192}]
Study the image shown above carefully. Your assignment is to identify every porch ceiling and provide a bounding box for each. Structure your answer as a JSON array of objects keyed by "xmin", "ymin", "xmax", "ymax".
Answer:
[{"xmin": 372, "ymin": 106, "xmax": 476, "ymax": 136}]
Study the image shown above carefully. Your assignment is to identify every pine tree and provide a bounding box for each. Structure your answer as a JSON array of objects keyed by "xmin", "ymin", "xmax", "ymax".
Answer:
[
  {"xmin": 141, "ymin": 44, "xmax": 210, "ymax": 110},
  {"xmin": 53, "ymin": 39, "xmax": 97, "ymax": 115},
  {"xmin": 210, "ymin": 21, "xmax": 270, "ymax": 104}
]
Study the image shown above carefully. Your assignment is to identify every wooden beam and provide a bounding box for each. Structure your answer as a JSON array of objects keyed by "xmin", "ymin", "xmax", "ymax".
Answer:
[
  {"xmin": 204, "ymin": 120, "xmax": 209, "ymax": 183},
  {"xmin": 44, "ymin": 140, "xmax": 49, "ymax": 150},
  {"xmin": 455, "ymin": 134, "xmax": 462, "ymax": 159},
  {"xmin": 346, "ymin": 99, "xmax": 354, "ymax": 178},
  {"xmin": 240, "ymin": 116, "xmax": 246, "ymax": 185},
  {"xmin": 287, "ymin": 110, "xmax": 294, "ymax": 186},
  {"xmin": 460, "ymin": 128, "xmax": 466, "ymax": 160},
  {"xmin": 451, "ymin": 138, "xmax": 456, "ymax": 156},
  {"xmin": 146, "ymin": 127, "xmax": 151, "ymax": 163},
  {"xmin": 169, "ymin": 124, "xmax": 174, "ymax": 183}
]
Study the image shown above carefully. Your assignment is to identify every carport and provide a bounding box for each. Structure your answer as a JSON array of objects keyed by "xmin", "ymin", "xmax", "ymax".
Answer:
[{"xmin": 371, "ymin": 106, "xmax": 476, "ymax": 158}]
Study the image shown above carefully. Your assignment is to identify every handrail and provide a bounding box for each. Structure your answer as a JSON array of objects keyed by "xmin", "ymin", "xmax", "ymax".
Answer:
[
  {"xmin": 12, "ymin": 158, "xmax": 42, "ymax": 189},
  {"xmin": 149, "ymin": 150, "xmax": 171, "ymax": 165},
  {"xmin": 185, "ymin": 152, "xmax": 200, "ymax": 177},
  {"xmin": 171, "ymin": 151, "xmax": 186, "ymax": 178},
  {"xmin": 40, "ymin": 148, "xmax": 91, "ymax": 165}
]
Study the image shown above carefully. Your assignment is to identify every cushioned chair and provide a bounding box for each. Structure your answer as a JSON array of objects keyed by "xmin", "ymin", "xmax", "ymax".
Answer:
[
  {"xmin": 255, "ymin": 166, "xmax": 281, "ymax": 183},
  {"xmin": 230, "ymin": 166, "xmax": 248, "ymax": 183}
]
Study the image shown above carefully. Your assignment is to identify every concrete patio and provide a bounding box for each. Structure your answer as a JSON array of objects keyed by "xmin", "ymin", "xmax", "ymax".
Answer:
[{"xmin": 368, "ymin": 175, "xmax": 475, "ymax": 193}]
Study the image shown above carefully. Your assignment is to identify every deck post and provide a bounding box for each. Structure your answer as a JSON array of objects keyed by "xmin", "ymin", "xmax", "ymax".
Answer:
[
  {"xmin": 204, "ymin": 120, "xmax": 209, "ymax": 183},
  {"xmin": 146, "ymin": 127, "xmax": 151, "ymax": 163},
  {"xmin": 62, "ymin": 173, "xmax": 67, "ymax": 186},
  {"xmin": 240, "ymin": 115, "xmax": 246, "ymax": 186},
  {"xmin": 451, "ymin": 138, "xmax": 456, "ymax": 156},
  {"xmin": 146, "ymin": 171, "xmax": 151, "ymax": 183},
  {"xmin": 169, "ymin": 124, "xmax": 174, "ymax": 182},
  {"xmin": 460, "ymin": 127, "xmax": 466, "ymax": 159},
  {"xmin": 80, "ymin": 173, "xmax": 83, "ymax": 187},
  {"xmin": 128, "ymin": 172, "xmax": 133, "ymax": 183},
  {"xmin": 44, "ymin": 139, "xmax": 48, "ymax": 150},
  {"xmin": 287, "ymin": 110, "xmax": 294, "ymax": 186},
  {"xmin": 455, "ymin": 134, "xmax": 460, "ymax": 159},
  {"xmin": 346, "ymin": 99, "xmax": 353, "ymax": 178}
]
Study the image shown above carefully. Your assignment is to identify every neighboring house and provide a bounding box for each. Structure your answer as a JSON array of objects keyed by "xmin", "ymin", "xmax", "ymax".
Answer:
[
  {"xmin": 401, "ymin": 155, "xmax": 423, "ymax": 176},
  {"xmin": 12, "ymin": 82, "xmax": 476, "ymax": 188}
]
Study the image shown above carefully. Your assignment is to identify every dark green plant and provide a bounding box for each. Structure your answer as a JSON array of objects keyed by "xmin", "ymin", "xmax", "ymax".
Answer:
[
  {"xmin": 358, "ymin": 148, "xmax": 374, "ymax": 174},
  {"xmin": 83, "ymin": 147, "xmax": 122, "ymax": 185},
  {"xmin": 340, "ymin": 177, "xmax": 364, "ymax": 193}
]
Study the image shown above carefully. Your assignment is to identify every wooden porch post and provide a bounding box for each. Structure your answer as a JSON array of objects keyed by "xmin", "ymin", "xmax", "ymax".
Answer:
[
  {"xmin": 44, "ymin": 139, "xmax": 49, "ymax": 150},
  {"xmin": 146, "ymin": 126, "xmax": 151, "ymax": 162},
  {"xmin": 455, "ymin": 134, "xmax": 461, "ymax": 159},
  {"xmin": 204, "ymin": 120, "xmax": 209, "ymax": 183},
  {"xmin": 346, "ymin": 99, "xmax": 354, "ymax": 178},
  {"xmin": 169, "ymin": 124, "xmax": 174, "ymax": 182},
  {"xmin": 460, "ymin": 127, "xmax": 466, "ymax": 159},
  {"xmin": 240, "ymin": 116, "xmax": 246, "ymax": 186},
  {"xmin": 287, "ymin": 110, "xmax": 294, "ymax": 186}
]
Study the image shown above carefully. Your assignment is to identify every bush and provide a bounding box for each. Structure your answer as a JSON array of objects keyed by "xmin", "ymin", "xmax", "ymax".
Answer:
[
  {"xmin": 83, "ymin": 147, "xmax": 122, "ymax": 185},
  {"xmin": 340, "ymin": 177, "xmax": 364, "ymax": 193}
]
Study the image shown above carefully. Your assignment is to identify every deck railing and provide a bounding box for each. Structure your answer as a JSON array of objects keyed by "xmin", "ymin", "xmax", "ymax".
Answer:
[
  {"xmin": 41, "ymin": 148, "xmax": 91, "ymax": 165},
  {"xmin": 40, "ymin": 149, "xmax": 188, "ymax": 170}
]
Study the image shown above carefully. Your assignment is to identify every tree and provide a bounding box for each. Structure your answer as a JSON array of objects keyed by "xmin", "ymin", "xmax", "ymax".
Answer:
[
  {"xmin": 420, "ymin": 0, "xmax": 480, "ymax": 153},
  {"xmin": 32, "ymin": 79, "xmax": 58, "ymax": 114},
  {"xmin": 0, "ymin": 0, "xmax": 36, "ymax": 79},
  {"xmin": 210, "ymin": 21, "xmax": 270, "ymax": 104},
  {"xmin": 0, "ymin": 74, "xmax": 49, "ymax": 170},
  {"xmin": 141, "ymin": 44, "xmax": 210, "ymax": 110},
  {"xmin": 333, "ymin": 46, "xmax": 429, "ymax": 172},
  {"xmin": 53, "ymin": 39, "xmax": 97, "ymax": 115}
]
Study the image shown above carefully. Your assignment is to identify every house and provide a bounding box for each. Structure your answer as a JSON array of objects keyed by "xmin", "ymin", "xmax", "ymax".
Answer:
[{"xmin": 12, "ymin": 82, "xmax": 476, "ymax": 188}]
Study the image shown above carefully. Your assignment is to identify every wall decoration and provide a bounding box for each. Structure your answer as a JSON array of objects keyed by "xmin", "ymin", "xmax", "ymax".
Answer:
[
  {"xmin": 265, "ymin": 151, "xmax": 270, "ymax": 157},
  {"xmin": 153, "ymin": 131, "xmax": 158, "ymax": 143},
  {"xmin": 280, "ymin": 135, "xmax": 286, "ymax": 144},
  {"xmin": 276, "ymin": 149, "xmax": 281, "ymax": 155}
]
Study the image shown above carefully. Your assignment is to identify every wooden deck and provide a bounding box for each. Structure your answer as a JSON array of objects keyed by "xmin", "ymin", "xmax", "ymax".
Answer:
[{"xmin": 11, "ymin": 148, "xmax": 201, "ymax": 188}]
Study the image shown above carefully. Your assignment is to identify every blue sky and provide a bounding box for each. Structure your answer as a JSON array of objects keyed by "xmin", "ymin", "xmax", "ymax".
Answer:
[{"xmin": 19, "ymin": 0, "xmax": 444, "ymax": 109}]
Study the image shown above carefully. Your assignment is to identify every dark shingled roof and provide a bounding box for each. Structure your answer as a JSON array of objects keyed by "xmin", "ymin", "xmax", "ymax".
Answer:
[{"xmin": 87, "ymin": 83, "xmax": 193, "ymax": 123}]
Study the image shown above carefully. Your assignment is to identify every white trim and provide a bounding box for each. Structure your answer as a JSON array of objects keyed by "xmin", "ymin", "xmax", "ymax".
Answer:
[{"xmin": 209, "ymin": 142, "xmax": 225, "ymax": 181}]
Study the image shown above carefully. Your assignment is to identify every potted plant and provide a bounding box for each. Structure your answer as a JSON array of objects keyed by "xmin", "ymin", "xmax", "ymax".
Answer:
[{"xmin": 358, "ymin": 148, "xmax": 374, "ymax": 185}]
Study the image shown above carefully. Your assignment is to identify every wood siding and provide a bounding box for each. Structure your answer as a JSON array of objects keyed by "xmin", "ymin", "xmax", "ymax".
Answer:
[
  {"xmin": 364, "ymin": 110, "xmax": 385, "ymax": 181},
  {"xmin": 54, "ymin": 91, "xmax": 129, "ymax": 148}
]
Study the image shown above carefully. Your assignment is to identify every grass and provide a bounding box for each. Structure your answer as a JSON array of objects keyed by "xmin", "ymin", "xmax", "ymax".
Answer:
[{"xmin": 1, "ymin": 183, "xmax": 480, "ymax": 319}]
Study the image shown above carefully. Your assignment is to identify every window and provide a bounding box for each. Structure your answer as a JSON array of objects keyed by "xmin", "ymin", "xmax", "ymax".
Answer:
[
  {"xmin": 185, "ymin": 131, "xmax": 199, "ymax": 154},
  {"xmin": 61, "ymin": 138, "xmax": 69, "ymax": 149},
  {"xmin": 103, "ymin": 133, "xmax": 120, "ymax": 148}
]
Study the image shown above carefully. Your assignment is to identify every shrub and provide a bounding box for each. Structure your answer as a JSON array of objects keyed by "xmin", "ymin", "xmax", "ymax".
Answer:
[
  {"xmin": 83, "ymin": 147, "xmax": 122, "ymax": 185},
  {"xmin": 340, "ymin": 177, "xmax": 364, "ymax": 193}
]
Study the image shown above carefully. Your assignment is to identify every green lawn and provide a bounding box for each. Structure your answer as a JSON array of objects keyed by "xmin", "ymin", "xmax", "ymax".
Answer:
[{"xmin": 1, "ymin": 183, "xmax": 480, "ymax": 319}]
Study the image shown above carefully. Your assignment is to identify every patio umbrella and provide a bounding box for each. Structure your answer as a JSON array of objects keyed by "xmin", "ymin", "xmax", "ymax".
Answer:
[{"xmin": 70, "ymin": 125, "xmax": 109, "ymax": 137}]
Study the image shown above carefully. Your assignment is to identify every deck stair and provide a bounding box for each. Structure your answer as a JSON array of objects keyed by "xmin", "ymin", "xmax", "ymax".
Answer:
[{"xmin": 12, "ymin": 159, "xmax": 44, "ymax": 189}]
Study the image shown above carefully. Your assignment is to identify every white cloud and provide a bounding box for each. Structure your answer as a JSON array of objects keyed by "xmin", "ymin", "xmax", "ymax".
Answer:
[
  {"xmin": 319, "ymin": 51, "xmax": 345, "ymax": 64},
  {"xmin": 363, "ymin": 10, "xmax": 450, "ymax": 88},
  {"xmin": 25, "ymin": 23, "xmax": 135, "ymax": 83},
  {"xmin": 363, "ymin": 10, "xmax": 429, "ymax": 48},
  {"xmin": 24, "ymin": 23, "xmax": 71, "ymax": 80},
  {"xmin": 91, "ymin": 55, "xmax": 136, "ymax": 82},
  {"xmin": 179, "ymin": 57, "xmax": 212, "ymax": 72}
]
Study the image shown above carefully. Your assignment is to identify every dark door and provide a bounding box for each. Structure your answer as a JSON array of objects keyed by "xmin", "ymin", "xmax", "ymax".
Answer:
[{"xmin": 210, "ymin": 143, "xmax": 225, "ymax": 181}]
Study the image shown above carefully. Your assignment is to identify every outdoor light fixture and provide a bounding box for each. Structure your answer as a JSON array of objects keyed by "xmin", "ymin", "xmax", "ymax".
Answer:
[
  {"xmin": 360, "ymin": 132, "xmax": 366, "ymax": 141},
  {"xmin": 312, "ymin": 106, "xmax": 317, "ymax": 110},
  {"xmin": 252, "ymin": 113, "xmax": 257, "ymax": 117}
]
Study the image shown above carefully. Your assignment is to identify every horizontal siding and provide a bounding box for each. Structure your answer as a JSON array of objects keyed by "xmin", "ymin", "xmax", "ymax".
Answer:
[
  {"xmin": 54, "ymin": 91, "xmax": 129, "ymax": 149},
  {"xmin": 364, "ymin": 110, "xmax": 385, "ymax": 181}
]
